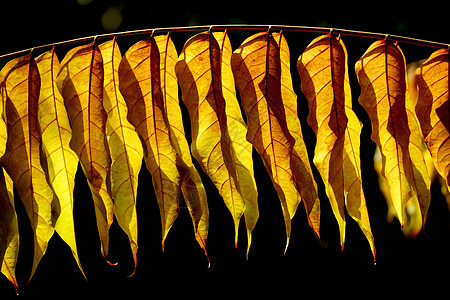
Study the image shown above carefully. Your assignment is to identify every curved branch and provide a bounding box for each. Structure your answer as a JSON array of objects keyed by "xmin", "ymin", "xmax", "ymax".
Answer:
[{"xmin": 0, "ymin": 24, "xmax": 448, "ymax": 59}]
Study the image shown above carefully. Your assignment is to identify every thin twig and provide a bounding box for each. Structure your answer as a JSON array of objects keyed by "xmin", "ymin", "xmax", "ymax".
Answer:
[{"xmin": 0, "ymin": 24, "xmax": 448, "ymax": 59}]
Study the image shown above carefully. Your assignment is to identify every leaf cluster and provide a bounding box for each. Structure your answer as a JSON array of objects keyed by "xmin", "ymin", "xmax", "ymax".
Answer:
[{"xmin": 0, "ymin": 26, "xmax": 448, "ymax": 293}]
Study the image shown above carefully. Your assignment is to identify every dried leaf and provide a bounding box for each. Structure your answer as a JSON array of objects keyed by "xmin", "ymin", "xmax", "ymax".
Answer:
[
  {"xmin": 35, "ymin": 49, "xmax": 84, "ymax": 276},
  {"xmin": 355, "ymin": 39, "xmax": 430, "ymax": 226},
  {"xmin": 232, "ymin": 31, "xmax": 299, "ymax": 250},
  {"xmin": 274, "ymin": 32, "xmax": 320, "ymax": 239},
  {"xmin": 176, "ymin": 31, "xmax": 258, "ymax": 250},
  {"xmin": 0, "ymin": 55, "xmax": 56, "ymax": 280},
  {"xmin": 416, "ymin": 49, "xmax": 450, "ymax": 191},
  {"xmin": 118, "ymin": 37, "xmax": 181, "ymax": 250},
  {"xmin": 298, "ymin": 34, "xmax": 375, "ymax": 256},
  {"xmin": 99, "ymin": 38, "xmax": 143, "ymax": 272},
  {"xmin": 0, "ymin": 168, "xmax": 18, "ymax": 292},
  {"xmin": 154, "ymin": 34, "xmax": 209, "ymax": 256},
  {"xmin": 57, "ymin": 42, "xmax": 114, "ymax": 261}
]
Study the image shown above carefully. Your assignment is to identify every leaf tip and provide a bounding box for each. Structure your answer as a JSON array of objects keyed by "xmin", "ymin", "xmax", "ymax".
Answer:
[{"xmin": 284, "ymin": 238, "xmax": 290, "ymax": 256}]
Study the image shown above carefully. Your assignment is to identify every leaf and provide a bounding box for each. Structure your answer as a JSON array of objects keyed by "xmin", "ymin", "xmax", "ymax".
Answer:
[
  {"xmin": 56, "ymin": 42, "xmax": 114, "ymax": 261},
  {"xmin": 273, "ymin": 32, "xmax": 320, "ymax": 239},
  {"xmin": 0, "ymin": 168, "xmax": 18, "ymax": 292},
  {"xmin": 99, "ymin": 38, "xmax": 144, "ymax": 273},
  {"xmin": 0, "ymin": 54, "xmax": 56, "ymax": 281},
  {"xmin": 35, "ymin": 48, "xmax": 84, "ymax": 276},
  {"xmin": 118, "ymin": 37, "xmax": 181, "ymax": 250},
  {"xmin": 154, "ymin": 34, "xmax": 209, "ymax": 257},
  {"xmin": 298, "ymin": 34, "xmax": 375, "ymax": 256},
  {"xmin": 175, "ymin": 31, "xmax": 258, "ymax": 251},
  {"xmin": 415, "ymin": 49, "xmax": 450, "ymax": 191},
  {"xmin": 355, "ymin": 39, "xmax": 430, "ymax": 226},
  {"xmin": 231, "ymin": 31, "xmax": 300, "ymax": 250}
]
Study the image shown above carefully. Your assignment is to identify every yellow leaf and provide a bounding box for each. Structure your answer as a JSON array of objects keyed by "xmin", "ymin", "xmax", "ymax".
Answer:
[
  {"xmin": 0, "ymin": 55, "xmax": 55, "ymax": 281},
  {"xmin": 355, "ymin": 39, "xmax": 430, "ymax": 226},
  {"xmin": 231, "ymin": 31, "xmax": 300, "ymax": 251},
  {"xmin": 154, "ymin": 34, "xmax": 209, "ymax": 257},
  {"xmin": 175, "ymin": 31, "xmax": 258, "ymax": 251},
  {"xmin": 35, "ymin": 49, "xmax": 84, "ymax": 277},
  {"xmin": 298, "ymin": 34, "xmax": 375, "ymax": 257},
  {"xmin": 416, "ymin": 49, "xmax": 450, "ymax": 192},
  {"xmin": 99, "ymin": 38, "xmax": 144, "ymax": 273},
  {"xmin": 374, "ymin": 145, "xmax": 423, "ymax": 238},
  {"xmin": 273, "ymin": 32, "xmax": 320, "ymax": 239},
  {"xmin": 0, "ymin": 168, "xmax": 18, "ymax": 292},
  {"xmin": 0, "ymin": 80, "xmax": 7, "ymax": 158},
  {"xmin": 118, "ymin": 37, "xmax": 181, "ymax": 250},
  {"xmin": 57, "ymin": 42, "xmax": 114, "ymax": 261}
]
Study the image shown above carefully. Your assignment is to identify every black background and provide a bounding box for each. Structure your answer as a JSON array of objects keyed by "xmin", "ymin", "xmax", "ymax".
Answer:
[{"xmin": 0, "ymin": 0, "xmax": 449, "ymax": 296}]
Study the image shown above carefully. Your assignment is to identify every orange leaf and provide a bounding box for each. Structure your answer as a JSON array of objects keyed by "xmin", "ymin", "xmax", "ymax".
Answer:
[
  {"xmin": 0, "ymin": 55, "xmax": 55, "ymax": 280},
  {"xmin": 355, "ymin": 39, "xmax": 430, "ymax": 226},
  {"xmin": 175, "ymin": 31, "xmax": 258, "ymax": 251},
  {"xmin": 274, "ymin": 32, "xmax": 320, "ymax": 239},
  {"xmin": 298, "ymin": 34, "xmax": 374, "ymax": 256},
  {"xmin": 154, "ymin": 34, "xmax": 209, "ymax": 257},
  {"xmin": 57, "ymin": 42, "xmax": 114, "ymax": 261},
  {"xmin": 416, "ymin": 49, "xmax": 450, "ymax": 192},
  {"xmin": 231, "ymin": 31, "xmax": 299, "ymax": 250},
  {"xmin": 99, "ymin": 38, "xmax": 144, "ymax": 272},
  {"xmin": 118, "ymin": 37, "xmax": 181, "ymax": 250}
]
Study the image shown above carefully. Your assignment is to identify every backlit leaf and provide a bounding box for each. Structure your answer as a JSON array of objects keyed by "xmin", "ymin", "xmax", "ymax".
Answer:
[
  {"xmin": 231, "ymin": 31, "xmax": 300, "ymax": 250},
  {"xmin": 99, "ymin": 38, "xmax": 144, "ymax": 273},
  {"xmin": 176, "ymin": 31, "xmax": 258, "ymax": 250},
  {"xmin": 35, "ymin": 49, "xmax": 84, "ymax": 276},
  {"xmin": 274, "ymin": 32, "xmax": 320, "ymax": 239},
  {"xmin": 0, "ymin": 169, "xmax": 18, "ymax": 292},
  {"xmin": 118, "ymin": 37, "xmax": 181, "ymax": 250},
  {"xmin": 355, "ymin": 39, "xmax": 430, "ymax": 226},
  {"xmin": 0, "ymin": 55, "xmax": 56, "ymax": 280},
  {"xmin": 416, "ymin": 48, "xmax": 450, "ymax": 191},
  {"xmin": 57, "ymin": 42, "xmax": 114, "ymax": 261},
  {"xmin": 298, "ymin": 34, "xmax": 375, "ymax": 256},
  {"xmin": 154, "ymin": 34, "xmax": 209, "ymax": 257}
]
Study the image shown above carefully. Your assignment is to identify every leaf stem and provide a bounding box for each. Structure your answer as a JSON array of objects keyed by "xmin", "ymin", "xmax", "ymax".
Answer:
[{"xmin": 0, "ymin": 24, "xmax": 448, "ymax": 59}]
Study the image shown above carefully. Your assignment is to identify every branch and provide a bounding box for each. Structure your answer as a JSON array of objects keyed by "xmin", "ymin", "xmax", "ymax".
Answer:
[{"xmin": 0, "ymin": 24, "xmax": 448, "ymax": 59}]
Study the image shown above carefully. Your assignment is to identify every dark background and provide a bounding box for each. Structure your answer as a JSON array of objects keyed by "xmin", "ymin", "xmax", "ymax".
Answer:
[{"xmin": 0, "ymin": 0, "xmax": 449, "ymax": 296}]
